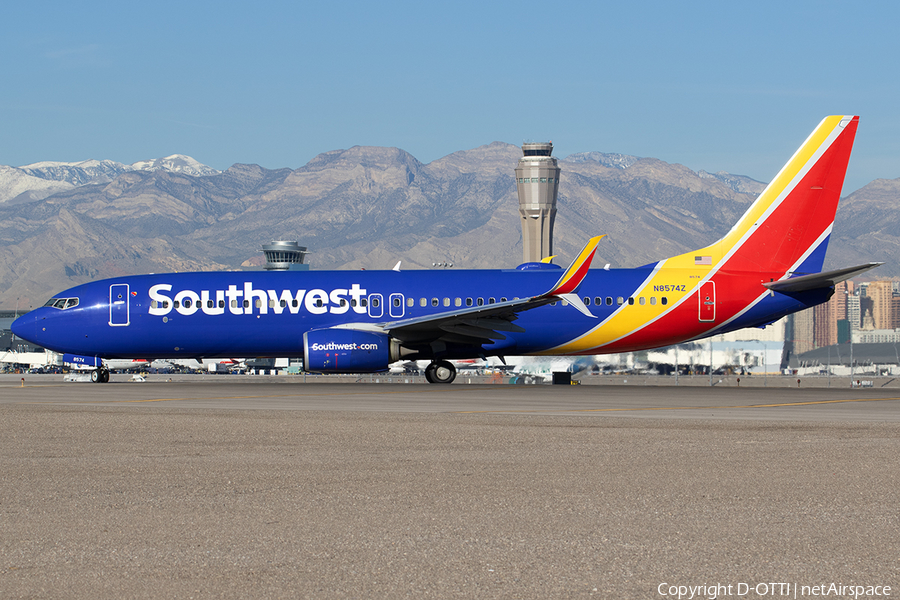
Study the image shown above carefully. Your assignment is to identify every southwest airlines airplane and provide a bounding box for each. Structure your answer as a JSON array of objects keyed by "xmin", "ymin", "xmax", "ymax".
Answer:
[{"xmin": 11, "ymin": 116, "xmax": 879, "ymax": 383}]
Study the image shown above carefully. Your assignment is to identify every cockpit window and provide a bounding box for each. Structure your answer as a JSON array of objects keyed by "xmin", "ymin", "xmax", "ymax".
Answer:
[{"xmin": 44, "ymin": 297, "xmax": 79, "ymax": 310}]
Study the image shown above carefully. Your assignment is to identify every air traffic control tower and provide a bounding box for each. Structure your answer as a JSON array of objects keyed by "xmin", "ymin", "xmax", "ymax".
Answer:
[
  {"xmin": 515, "ymin": 142, "xmax": 560, "ymax": 263},
  {"xmin": 262, "ymin": 240, "xmax": 309, "ymax": 271}
]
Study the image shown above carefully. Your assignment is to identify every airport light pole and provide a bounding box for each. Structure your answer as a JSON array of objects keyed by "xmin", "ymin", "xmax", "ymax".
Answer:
[
  {"xmin": 675, "ymin": 345, "xmax": 679, "ymax": 386},
  {"xmin": 12, "ymin": 297, "xmax": 19, "ymax": 342},
  {"xmin": 845, "ymin": 290, "xmax": 853, "ymax": 387}
]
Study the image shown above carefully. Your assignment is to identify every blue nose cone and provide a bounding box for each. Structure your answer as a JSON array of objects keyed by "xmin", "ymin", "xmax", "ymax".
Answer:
[{"xmin": 10, "ymin": 312, "xmax": 35, "ymax": 344}]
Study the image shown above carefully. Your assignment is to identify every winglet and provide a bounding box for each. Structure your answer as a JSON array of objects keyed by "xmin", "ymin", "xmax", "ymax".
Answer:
[{"xmin": 542, "ymin": 235, "xmax": 604, "ymax": 297}]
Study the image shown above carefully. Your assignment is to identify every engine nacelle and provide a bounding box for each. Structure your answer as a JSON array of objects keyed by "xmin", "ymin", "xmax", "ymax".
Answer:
[{"xmin": 303, "ymin": 328, "xmax": 404, "ymax": 373}]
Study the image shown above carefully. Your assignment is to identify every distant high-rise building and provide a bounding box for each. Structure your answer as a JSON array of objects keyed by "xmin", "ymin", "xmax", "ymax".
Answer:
[
  {"xmin": 866, "ymin": 280, "xmax": 894, "ymax": 330},
  {"xmin": 847, "ymin": 293, "xmax": 861, "ymax": 331},
  {"xmin": 792, "ymin": 309, "xmax": 816, "ymax": 355},
  {"xmin": 815, "ymin": 280, "xmax": 852, "ymax": 347},
  {"xmin": 515, "ymin": 142, "xmax": 560, "ymax": 263}
]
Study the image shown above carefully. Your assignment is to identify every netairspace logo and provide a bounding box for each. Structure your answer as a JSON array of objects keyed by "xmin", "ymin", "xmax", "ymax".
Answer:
[
  {"xmin": 657, "ymin": 582, "xmax": 892, "ymax": 599},
  {"xmin": 149, "ymin": 282, "xmax": 368, "ymax": 317}
]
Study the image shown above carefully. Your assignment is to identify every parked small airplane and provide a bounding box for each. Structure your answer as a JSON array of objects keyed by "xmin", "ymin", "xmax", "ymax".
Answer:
[{"xmin": 12, "ymin": 116, "xmax": 878, "ymax": 383}]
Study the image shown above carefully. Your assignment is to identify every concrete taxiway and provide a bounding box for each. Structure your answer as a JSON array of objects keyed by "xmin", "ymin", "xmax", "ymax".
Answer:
[
  {"xmin": 1, "ymin": 375, "xmax": 898, "ymax": 598},
  {"xmin": 3, "ymin": 373, "xmax": 900, "ymax": 421}
]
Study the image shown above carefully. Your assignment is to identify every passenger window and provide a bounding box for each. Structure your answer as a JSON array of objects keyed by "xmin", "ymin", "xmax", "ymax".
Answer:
[
  {"xmin": 371, "ymin": 297, "xmax": 380, "ymax": 308},
  {"xmin": 151, "ymin": 300, "xmax": 158, "ymax": 309},
  {"xmin": 639, "ymin": 297, "xmax": 645, "ymax": 306},
  {"xmin": 420, "ymin": 298, "xmax": 427, "ymax": 307},
  {"xmin": 650, "ymin": 297, "xmax": 657, "ymax": 305},
  {"xmin": 292, "ymin": 299, "xmax": 299, "ymax": 308},
  {"xmin": 256, "ymin": 299, "xmax": 262, "ymax": 308},
  {"xmin": 500, "ymin": 297, "xmax": 507, "ymax": 302},
  {"xmin": 174, "ymin": 300, "xmax": 180, "ymax": 309},
  {"xmin": 393, "ymin": 297, "xmax": 401, "ymax": 307},
  {"xmin": 594, "ymin": 297, "xmax": 602, "ymax": 306},
  {"xmin": 628, "ymin": 298, "xmax": 634, "ymax": 305},
  {"xmin": 314, "ymin": 299, "xmax": 323, "ymax": 308},
  {"xmin": 281, "ymin": 300, "xmax": 288, "ymax": 308},
  {"xmin": 431, "ymin": 298, "xmax": 439, "ymax": 307},
  {"xmin": 466, "ymin": 298, "xmax": 473, "ymax": 307},
  {"xmin": 183, "ymin": 299, "xmax": 192, "ymax": 308},
  {"xmin": 243, "ymin": 300, "xmax": 249, "ymax": 308},
  {"xmin": 661, "ymin": 297, "xmax": 668, "ymax": 305},
  {"xmin": 476, "ymin": 298, "xmax": 484, "ymax": 306},
  {"xmin": 616, "ymin": 297, "xmax": 623, "ymax": 306},
  {"xmin": 361, "ymin": 298, "xmax": 368, "ymax": 307},
  {"xmin": 443, "ymin": 298, "xmax": 450, "ymax": 307},
  {"xmin": 219, "ymin": 300, "xmax": 225, "ymax": 308},
  {"xmin": 455, "ymin": 298, "xmax": 462, "ymax": 307},
  {"xmin": 606, "ymin": 297, "xmax": 613, "ymax": 306},
  {"xmin": 407, "ymin": 298, "xmax": 414, "ymax": 307},
  {"xmin": 488, "ymin": 297, "xmax": 495, "ymax": 304}
]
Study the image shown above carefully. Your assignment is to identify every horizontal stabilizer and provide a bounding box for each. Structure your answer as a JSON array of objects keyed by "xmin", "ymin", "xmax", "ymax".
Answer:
[{"xmin": 764, "ymin": 263, "xmax": 883, "ymax": 293}]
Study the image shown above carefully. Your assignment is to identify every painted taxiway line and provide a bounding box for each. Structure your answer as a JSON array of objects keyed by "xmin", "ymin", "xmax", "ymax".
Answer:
[
  {"xmin": 456, "ymin": 396, "xmax": 900, "ymax": 414},
  {"xmin": 5, "ymin": 385, "xmax": 505, "ymax": 404}
]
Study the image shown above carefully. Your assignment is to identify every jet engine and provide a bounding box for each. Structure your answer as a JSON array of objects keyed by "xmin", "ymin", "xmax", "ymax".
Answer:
[{"xmin": 303, "ymin": 328, "xmax": 408, "ymax": 373}]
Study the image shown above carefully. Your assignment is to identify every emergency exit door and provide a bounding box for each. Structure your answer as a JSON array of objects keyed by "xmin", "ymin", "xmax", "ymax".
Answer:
[{"xmin": 698, "ymin": 281, "xmax": 716, "ymax": 322}]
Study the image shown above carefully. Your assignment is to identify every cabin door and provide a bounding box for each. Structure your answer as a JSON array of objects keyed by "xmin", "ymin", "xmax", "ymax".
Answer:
[
  {"xmin": 368, "ymin": 293, "xmax": 384, "ymax": 318},
  {"xmin": 109, "ymin": 284, "xmax": 130, "ymax": 326},
  {"xmin": 389, "ymin": 293, "xmax": 405, "ymax": 318},
  {"xmin": 698, "ymin": 281, "xmax": 716, "ymax": 322}
]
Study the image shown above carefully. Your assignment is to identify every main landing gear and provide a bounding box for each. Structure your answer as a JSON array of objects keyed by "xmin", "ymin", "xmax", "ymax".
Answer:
[
  {"xmin": 90, "ymin": 368, "xmax": 110, "ymax": 383},
  {"xmin": 424, "ymin": 360, "xmax": 456, "ymax": 384}
]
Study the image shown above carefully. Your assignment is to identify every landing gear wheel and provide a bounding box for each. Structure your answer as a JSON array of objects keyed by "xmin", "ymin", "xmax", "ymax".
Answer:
[
  {"xmin": 424, "ymin": 360, "xmax": 456, "ymax": 384},
  {"xmin": 91, "ymin": 368, "xmax": 110, "ymax": 383}
]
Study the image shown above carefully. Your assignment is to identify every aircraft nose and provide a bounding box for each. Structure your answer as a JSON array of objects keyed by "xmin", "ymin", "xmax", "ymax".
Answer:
[{"xmin": 10, "ymin": 312, "xmax": 36, "ymax": 343}]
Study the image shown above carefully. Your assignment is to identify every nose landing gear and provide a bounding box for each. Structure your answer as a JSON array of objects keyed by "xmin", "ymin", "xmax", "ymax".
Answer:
[{"xmin": 424, "ymin": 360, "xmax": 456, "ymax": 384}]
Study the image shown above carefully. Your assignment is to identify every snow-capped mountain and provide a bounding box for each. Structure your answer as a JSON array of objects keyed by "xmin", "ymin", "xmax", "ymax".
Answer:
[
  {"xmin": 130, "ymin": 154, "xmax": 220, "ymax": 177},
  {"xmin": 563, "ymin": 151, "xmax": 641, "ymax": 169},
  {"xmin": 0, "ymin": 165, "xmax": 74, "ymax": 204},
  {"xmin": 20, "ymin": 159, "xmax": 133, "ymax": 186},
  {"xmin": 1, "ymin": 155, "xmax": 221, "ymax": 203}
]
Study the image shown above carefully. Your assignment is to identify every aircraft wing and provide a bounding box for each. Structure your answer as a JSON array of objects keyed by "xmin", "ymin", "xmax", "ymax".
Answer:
[
  {"xmin": 382, "ymin": 236, "xmax": 604, "ymax": 346},
  {"xmin": 764, "ymin": 262, "xmax": 882, "ymax": 294}
]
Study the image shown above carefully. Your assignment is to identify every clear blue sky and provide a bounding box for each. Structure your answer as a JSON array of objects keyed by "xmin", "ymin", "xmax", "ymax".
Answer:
[{"xmin": 2, "ymin": 0, "xmax": 897, "ymax": 193}]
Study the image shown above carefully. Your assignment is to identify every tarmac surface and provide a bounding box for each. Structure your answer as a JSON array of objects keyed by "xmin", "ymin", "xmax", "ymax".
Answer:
[{"xmin": 1, "ymin": 374, "xmax": 898, "ymax": 598}]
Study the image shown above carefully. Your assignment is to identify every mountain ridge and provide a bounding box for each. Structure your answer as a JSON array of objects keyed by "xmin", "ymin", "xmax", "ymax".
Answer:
[{"xmin": 0, "ymin": 144, "xmax": 895, "ymax": 310}]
